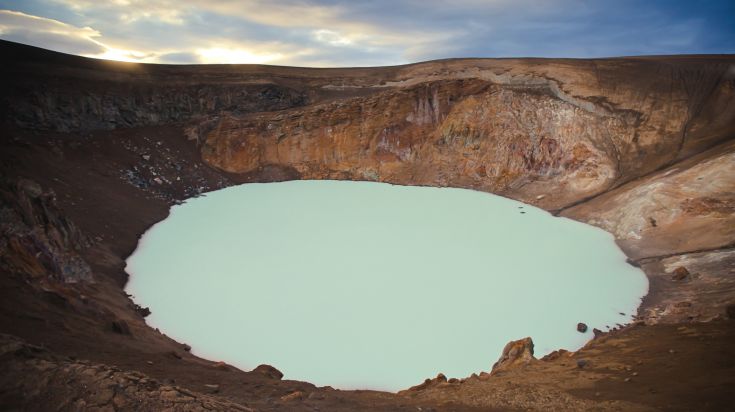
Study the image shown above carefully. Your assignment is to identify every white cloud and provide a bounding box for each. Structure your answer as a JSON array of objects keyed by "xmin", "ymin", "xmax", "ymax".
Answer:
[
  {"xmin": 313, "ymin": 29, "xmax": 353, "ymax": 46},
  {"xmin": 0, "ymin": 9, "xmax": 105, "ymax": 54},
  {"xmin": 0, "ymin": 9, "xmax": 174, "ymax": 62},
  {"xmin": 51, "ymin": 0, "xmax": 189, "ymax": 25}
]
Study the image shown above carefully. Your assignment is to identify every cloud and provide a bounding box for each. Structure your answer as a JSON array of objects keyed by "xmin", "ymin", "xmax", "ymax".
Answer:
[
  {"xmin": 157, "ymin": 51, "xmax": 200, "ymax": 64},
  {"xmin": 313, "ymin": 29, "xmax": 352, "ymax": 47},
  {"xmin": 1, "ymin": 0, "xmax": 733, "ymax": 66},
  {"xmin": 41, "ymin": 0, "xmax": 458, "ymax": 64},
  {"xmin": 0, "ymin": 6, "xmax": 299, "ymax": 64},
  {"xmin": 50, "ymin": 0, "xmax": 190, "ymax": 25},
  {"xmin": 196, "ymin": 47, "xmax": 284, "ymax": 64},
  {"xmin": 0, "ymin": 9, "xmax": 164, "ymax": 62},
  {"xmin": 0, "ymin": 9, "xmax": 105, "ymax": 55}
]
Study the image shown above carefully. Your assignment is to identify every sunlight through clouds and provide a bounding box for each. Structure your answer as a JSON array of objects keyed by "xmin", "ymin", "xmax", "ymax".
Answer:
[
  {"xmin": 0, "ymin": 0, "xmax": 733, "ymax": 66},
  {"xmin": 93, "ymin": 47, "xmax": 156, "ymax": 62},
  {"xmin": 197, "ymin": 47, "xmax": 283, "ymax": 64},
  {"xmin": 0, "ymin": 9, "xmax": 160, "ymax": 62},
  {"xmin": 0, "ymin": 9, "xmax": 104, "ymax": 53}
]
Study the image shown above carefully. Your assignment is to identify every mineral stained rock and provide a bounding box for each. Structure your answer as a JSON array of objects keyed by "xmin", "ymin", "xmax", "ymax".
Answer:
[{"xmin": 491, "ymin": 337, "xmax": 536, "ymax": 375}]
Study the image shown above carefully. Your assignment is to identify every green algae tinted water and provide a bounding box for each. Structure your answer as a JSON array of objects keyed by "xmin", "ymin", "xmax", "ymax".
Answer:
[{"xmin": 125, "ymin": 180, "xmax": 648, "ymax": 391}]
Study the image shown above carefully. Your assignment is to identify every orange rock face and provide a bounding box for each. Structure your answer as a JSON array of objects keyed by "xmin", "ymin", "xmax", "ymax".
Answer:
[
  {"xmin": 491, "ymin": 337, "xmax": 536, "ymax": 375},
  {"xmin": 201, "ymin": 58, "xmax": 735, "ymax": 212}
]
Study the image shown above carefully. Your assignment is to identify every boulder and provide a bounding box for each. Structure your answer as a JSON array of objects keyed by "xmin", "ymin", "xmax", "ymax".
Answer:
[
  {"xmin": 491, "ymin": 337, "xmax": 536, "ymax": 375},
  {"xmin": 134, "ymin": 305, "xmax": 151, "ymax": 318},
  {"xmin": 252, "ymin": 364, "xmax": 283, "ymax": 380},
  {"xmin": 671, "ymin": 266, "xmax": 690, "ymax": 281}
]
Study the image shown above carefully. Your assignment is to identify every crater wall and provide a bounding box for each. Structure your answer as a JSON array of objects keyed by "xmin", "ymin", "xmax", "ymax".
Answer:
[{"xmin": 1, "ymin": 40, "xmax": 734, "ymax": 411}]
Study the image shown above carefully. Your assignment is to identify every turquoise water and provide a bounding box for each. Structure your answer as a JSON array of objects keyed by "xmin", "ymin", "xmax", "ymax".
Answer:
[{"xmin": 125, "ymin": 180, "xmax": 648, "ymax": 391}]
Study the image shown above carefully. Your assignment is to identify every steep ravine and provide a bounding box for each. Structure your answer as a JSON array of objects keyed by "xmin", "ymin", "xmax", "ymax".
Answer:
[{"xmin": 1, "ymin": 41, "xmax": 734, "ymax": 411}]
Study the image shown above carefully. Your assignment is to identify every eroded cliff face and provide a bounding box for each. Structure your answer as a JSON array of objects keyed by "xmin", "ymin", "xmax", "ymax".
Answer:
[
  {"xmin": 201, "ymin": 58, "xmax": 735, "ymax": 211},
  {"xmin": 203, "ymin": 80, "xmax": 623, "ymax": 207}
]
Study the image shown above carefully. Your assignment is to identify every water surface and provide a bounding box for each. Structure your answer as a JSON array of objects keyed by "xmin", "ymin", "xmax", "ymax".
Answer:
[{"xmin": 126, "ymin": 180, "xmax": 647, "ymax": 391}]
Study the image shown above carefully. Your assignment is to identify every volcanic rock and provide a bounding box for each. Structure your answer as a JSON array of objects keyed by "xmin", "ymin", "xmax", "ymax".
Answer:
[
  {"xmin": 401, "ymin": 373, "xmax": 452, "ymax": 393},
  {"xmin": 134, "ymin": 304, "xmax": 151, "ymax": 318},
  {"xmin": 253, "ymin": 364, "xmax": 283, "ymax": 380},
  {"xmin": 672, "ymin": 267, "xmax": 690, "ymax": 281},
  {"xmin": 0, "ymin": 177, "xmax": 92, "ymax": 283},
  {"xmin": 280, "ymin": 391, "xmax": 305, "ymax": 402},
  {"xmin": 541, "ymin": 349, "xmax": 569, "ymax": 361},
  {"xmin": 111, "ymin": 320, "xmax": 131, "ymax": 335},
  {"xmin": 212, "ymin": 361, "xmax": 232, "ymax": 371},
  {"xmin": 491, "ymin": 337, "xmax": 536, "ymax": 375}
]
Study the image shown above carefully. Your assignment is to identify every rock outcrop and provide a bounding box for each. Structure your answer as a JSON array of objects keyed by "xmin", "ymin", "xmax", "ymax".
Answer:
[
  {"xmin": 0, "ymin": 177, "xmax": 91, "ymax": 283},
  {"xmin": 252, "ymin": 364, "xmax": 284, "ymax": 380},
  {"xmin": 0, "ymin": 334, "xmax": 254, "ymax": 411},
  {"xmin": 491, "ymin": 337, "xmax": 536, "ymax": 375}
]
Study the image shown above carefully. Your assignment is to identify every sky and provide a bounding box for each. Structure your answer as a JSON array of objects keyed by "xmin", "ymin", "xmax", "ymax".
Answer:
[{"xmin": 0, "ymin": 0, "xmax": 733, "ymax": 67}]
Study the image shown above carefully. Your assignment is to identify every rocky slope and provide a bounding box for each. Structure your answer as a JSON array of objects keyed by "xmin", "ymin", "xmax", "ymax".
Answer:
[{"xmin": 1, "ymin": 40, "xmax": 734, "ymax": 410}]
